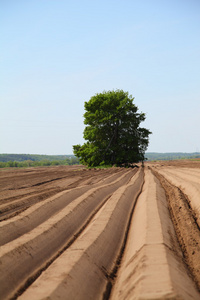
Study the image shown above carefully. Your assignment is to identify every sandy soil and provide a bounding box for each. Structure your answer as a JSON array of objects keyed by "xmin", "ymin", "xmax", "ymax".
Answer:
[{"xmin": 0, "ymin": 161, "xmax": 200, "ymax": 299}]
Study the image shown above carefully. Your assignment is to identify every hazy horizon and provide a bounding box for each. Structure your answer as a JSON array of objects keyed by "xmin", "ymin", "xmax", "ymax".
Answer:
[{"xmin": 1, "ymin": 151, "xmax": 200, "ymax": 156}]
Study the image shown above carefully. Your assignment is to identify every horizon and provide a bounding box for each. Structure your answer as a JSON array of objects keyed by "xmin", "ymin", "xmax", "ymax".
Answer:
[{"xmin": 1, "ymin": 151, "xmax": 200, "ymax": 156}]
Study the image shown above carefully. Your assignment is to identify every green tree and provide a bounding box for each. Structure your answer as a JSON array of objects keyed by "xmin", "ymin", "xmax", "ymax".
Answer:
[
  {"xmin": 6, "ymin": 161, "xmax": 14, "ymax": 167},
  {"xmin": 73, "ymin": 90, "xmax": 151, "ymax": 167}
]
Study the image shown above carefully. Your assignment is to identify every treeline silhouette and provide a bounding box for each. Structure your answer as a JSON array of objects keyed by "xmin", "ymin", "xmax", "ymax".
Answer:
[
  {"xmin": 0, "ymin": 154, "xmax": 79, "ymax": 168},
  {"xmin": 145, "ymin": 152, "xmax": 200, "ymax": 161}
]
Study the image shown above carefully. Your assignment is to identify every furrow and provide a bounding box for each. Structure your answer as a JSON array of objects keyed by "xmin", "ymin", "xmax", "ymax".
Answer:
[
  {"xmin": 155, "ymin": 167, "xmax": 200, "ymax": 228},
  {"xmin": 0, "ymin": 188, "xmax": 61, "ymax": 222},
  {"xmin": 18, "ymin": 168, "xmax": 144, "ymax": 300},
  {"xmin": 152, "ymin": 168, "xmax": 200, "ymax": 292},
  {"xmin": 0, "ymin": 169, "xmax": 124, "ymax": 219},
  {"xmin": 110, "ymin": 167, "xmax": 200, "ymax": 300},
  {"xmin": 0, "ymin": 169, "xmax": 136, "ymax": 300},
  {"xmin": 0, "ymin": 169, "xmax": 131, "ymax": 245}
]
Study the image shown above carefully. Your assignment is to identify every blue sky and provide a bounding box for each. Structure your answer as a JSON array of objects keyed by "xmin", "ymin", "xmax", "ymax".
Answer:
[{"xmin": 1, "ymin": 0, "xmax": 200, "ymax": 155}]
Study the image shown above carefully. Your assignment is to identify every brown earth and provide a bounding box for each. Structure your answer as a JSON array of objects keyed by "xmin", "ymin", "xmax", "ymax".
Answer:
[{"xmin": 0, "ymin": 161, "xmax": 200, "ymax": 299}]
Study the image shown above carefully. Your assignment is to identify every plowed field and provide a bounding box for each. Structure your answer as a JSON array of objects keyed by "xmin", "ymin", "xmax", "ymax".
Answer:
[{"xmin": 0, "ymin": 161, "xmax": 200, "ymax": 300}]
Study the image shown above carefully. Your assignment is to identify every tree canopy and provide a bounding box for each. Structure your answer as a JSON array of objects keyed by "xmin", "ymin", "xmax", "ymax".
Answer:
[{"xmin": 73, "ymin": 90, "xmax": 151, "ymax": 167}]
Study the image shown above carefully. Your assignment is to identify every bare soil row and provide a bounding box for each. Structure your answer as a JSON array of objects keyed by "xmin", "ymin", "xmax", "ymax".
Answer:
[
  {"xmin": 0, "ymin": 167, "xmax": 142, "ymax": 299},
  {"xmin": 110, "ymin": 167, "xmax": 200, "ymax": 299},
  {"xmin": 0, "ymin": 162, "xmax": 200, "ymax": 299},
  {"xmin": 0, "ymin": 166, "xmax": 123, "ymax": 221}
]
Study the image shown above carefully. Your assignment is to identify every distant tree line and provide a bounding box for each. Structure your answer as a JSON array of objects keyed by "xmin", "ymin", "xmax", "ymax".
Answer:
[
  {"xmin": 0, "ymin": 154, "xmax": 80, "ymax": 168},
  {"xmin": 0, "ymin": 154, "xmax": 76, "ymax": 162},
  {"xmin": 145, "ymin": 152, "xmax": 200, "ymax": 161}
]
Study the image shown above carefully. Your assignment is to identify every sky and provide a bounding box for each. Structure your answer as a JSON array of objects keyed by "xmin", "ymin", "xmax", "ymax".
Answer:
[{"xmin": 1, "ymin": 0, "xmax": 200, "ymax": 155}]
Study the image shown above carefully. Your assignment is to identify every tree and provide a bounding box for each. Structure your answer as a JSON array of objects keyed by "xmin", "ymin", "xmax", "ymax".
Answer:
[{"xmin": 73, "ymin": 89, "xmax": 151, "ymax": 167}]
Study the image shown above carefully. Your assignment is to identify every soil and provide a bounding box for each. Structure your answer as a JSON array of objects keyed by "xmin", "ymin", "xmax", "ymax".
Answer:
[{"xmin": 0, "ymin": 161, "xmax": 200, "ymax": 299}]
